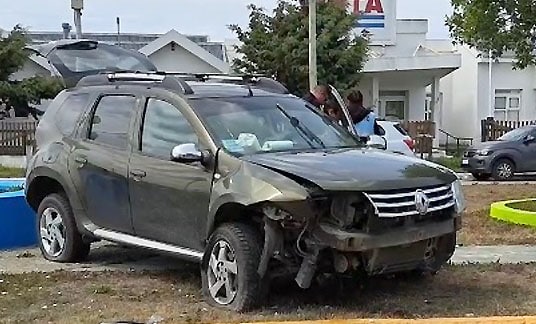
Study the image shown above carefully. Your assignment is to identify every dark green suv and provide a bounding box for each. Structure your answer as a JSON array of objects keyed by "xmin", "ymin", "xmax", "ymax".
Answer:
[{"xmin": 25, "ymin": 72, "xmax": 465, "ymax": 311}]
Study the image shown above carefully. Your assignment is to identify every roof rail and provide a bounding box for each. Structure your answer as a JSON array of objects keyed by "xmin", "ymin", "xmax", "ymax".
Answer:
[
  {"xmin": 158, "ymin": 72, "xmax": 290, "ymax": 94},
  {"xmin": 76, "ymin": 71, "xmax": 287, "ymax": 96},
  {"xmin": 76, "ymin": 71, "xmax": 194, "ymax": 95}
]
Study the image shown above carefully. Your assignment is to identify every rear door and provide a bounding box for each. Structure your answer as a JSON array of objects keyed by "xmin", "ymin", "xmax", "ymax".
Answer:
[
  {"xmin": 68, "ymin": 92, "xmax": 140, "ymax": 234},
  {"xmin": 128, "ymin": 95, "xmax": 213, "ymax": 250}
]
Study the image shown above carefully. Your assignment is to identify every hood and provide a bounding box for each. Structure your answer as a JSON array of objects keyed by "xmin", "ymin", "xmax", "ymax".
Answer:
[
  {"xmin": 471, "ymin": 140, "xmax": 514, "ymax": 150},
  {"xmin": 243, "ymin": 148, "xmax": 457, "ymax": 192}
]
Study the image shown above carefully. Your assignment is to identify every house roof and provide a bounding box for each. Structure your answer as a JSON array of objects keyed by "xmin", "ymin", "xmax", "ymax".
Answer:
[{"xmin": 139, "ymin": 29, "xmax": 229, "ymax": 73}]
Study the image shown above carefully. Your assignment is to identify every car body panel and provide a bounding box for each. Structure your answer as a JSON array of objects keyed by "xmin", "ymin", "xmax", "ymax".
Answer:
[{"xmin": 243, "ymin": 149, "xmax": 456, "ymax": 191}]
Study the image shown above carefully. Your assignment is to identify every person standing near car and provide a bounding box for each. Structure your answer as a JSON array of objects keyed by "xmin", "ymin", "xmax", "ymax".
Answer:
[
  {"xmin": 347, "ymin": 90, "xmax": 380, "ymax": 142},
  {"xmin": 302, "ymin": 84, "xmax": 330, "ymax": 110}
]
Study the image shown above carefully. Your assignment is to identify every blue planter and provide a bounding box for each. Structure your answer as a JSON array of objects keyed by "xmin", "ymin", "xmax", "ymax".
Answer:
[{"xmin": 0, "ymin": 179, "xmax": 38, "ymax": 250}]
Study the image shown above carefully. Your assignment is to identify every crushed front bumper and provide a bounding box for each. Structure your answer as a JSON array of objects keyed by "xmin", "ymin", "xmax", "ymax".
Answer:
[{"xmin": 313, "ymin": 217, "xmax": 461, "ymax": 252}]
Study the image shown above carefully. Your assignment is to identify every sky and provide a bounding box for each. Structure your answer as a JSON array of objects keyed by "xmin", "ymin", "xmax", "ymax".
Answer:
[{"xmin": 0, "ymin": 0, "xmax": 453, "ymax": 41}]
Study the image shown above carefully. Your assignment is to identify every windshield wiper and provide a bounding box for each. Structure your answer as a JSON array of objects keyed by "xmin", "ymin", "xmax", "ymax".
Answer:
[{"xmin": 275, "ymin": 104, "xmax": 326, "ymax": 149}]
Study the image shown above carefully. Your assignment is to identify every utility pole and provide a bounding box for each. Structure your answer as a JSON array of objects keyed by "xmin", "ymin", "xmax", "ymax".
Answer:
[
  {"xmin": 308, "ymin": 0, "xmax": 317, "ymax": 91},
  {"xmin": 71, "ymin": 0, "xmax": 84, "ymax": 39},
  {"xmin": 116, "ymin": 17, "xmax": 121, "ymax": 46},
  {"xmin": 488, "ymin": 49, "xmax": 494, "ymax": 117}
]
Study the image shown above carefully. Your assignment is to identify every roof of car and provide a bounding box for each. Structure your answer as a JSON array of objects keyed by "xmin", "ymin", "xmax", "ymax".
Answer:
[
  {"xmin": 74, "ymin": 73, "xmax": 292, "ymax": 99},
  {"xmin": 26, "ymin": 39, "xmax": 99, "ymax": 57}
]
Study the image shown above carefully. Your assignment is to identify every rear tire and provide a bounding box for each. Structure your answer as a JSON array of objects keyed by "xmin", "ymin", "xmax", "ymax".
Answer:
[
  {"xmin": 37, "ymin": 193, "xmax": 90, "ymax": 262},
  {"xmin": 492, "ymin": 159, "xmax": 515, "ymax": 181},
  {"xmin": 201, "ymin": 223, "xmax": 264, "ymax": 312}
]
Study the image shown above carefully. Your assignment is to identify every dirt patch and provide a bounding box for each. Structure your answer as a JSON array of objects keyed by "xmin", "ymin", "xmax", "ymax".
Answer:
[
  {"xmin": 460, "ymin": 185, "xmax": 536, "ymax": 245},
  {"xmin": 1, "ymin": 264, "xmax": 536, "ymax": 324}
]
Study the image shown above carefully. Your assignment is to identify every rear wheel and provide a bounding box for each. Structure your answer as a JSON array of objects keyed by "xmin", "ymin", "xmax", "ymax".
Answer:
[
  {"xmin": 37, "ymin": 193, "xmax": 90, "ymax": 262},
  {"xmin": 492, "ymin": 159, "xmax": 515, "ymax": 181},
  {"xmin": 201, "ymin": 223, "xmax": 264, "ymax": 312}
]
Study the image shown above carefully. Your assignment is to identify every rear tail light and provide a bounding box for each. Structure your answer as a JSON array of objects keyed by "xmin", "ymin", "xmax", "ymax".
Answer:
[{"xmin": 403, "ymin": 138, "xmax": 415, "ymax": 151}]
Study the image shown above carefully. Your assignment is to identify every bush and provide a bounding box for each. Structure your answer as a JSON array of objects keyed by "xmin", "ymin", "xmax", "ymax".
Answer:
[{"xmin": 431, "ymin": 156, "xmax": 462, "ymax": 172}]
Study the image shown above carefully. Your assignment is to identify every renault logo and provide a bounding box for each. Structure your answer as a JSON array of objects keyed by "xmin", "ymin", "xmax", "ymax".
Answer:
[{"xmin": 415, "ymin": 190, "xmax": 430, "ymax": 215}]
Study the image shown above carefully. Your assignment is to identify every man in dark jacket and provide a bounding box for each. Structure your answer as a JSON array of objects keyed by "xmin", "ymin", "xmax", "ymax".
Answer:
[{"xmin": 302, "ymin": 85, "xmax": 330, "ymax": 109}]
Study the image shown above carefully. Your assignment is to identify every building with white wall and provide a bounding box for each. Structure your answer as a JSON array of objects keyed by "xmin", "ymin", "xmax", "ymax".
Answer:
[
  {"xmin": 0, "ymin": 27, "xmax": 231, "ymax": 78},
  {"xmin": 432, "ymin": 43, "xmax": 536, "ymax": 143},
  {"xmin": 348, "ymin": 0, "xmax": 461, "ymax": 146}
]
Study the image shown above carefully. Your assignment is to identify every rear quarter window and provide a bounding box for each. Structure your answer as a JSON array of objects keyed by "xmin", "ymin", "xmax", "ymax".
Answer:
[{"xmin": 54, "ymin": 93, "xmax": 90, "ymax": 136}]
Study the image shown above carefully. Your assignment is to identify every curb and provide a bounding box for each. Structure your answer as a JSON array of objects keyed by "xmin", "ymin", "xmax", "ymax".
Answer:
[
  {"xmin": 490, "ymin": 200, "xmax": 536, "ymax": 227},
  {"xmin": 239, "ymin": 316, "xmax": 536, "ymax": 324}
]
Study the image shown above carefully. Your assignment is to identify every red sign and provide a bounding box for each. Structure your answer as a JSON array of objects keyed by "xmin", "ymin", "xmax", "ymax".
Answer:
[{"xmin": 353, "ymin": 0, "xmax": 384, "ymax": 14}]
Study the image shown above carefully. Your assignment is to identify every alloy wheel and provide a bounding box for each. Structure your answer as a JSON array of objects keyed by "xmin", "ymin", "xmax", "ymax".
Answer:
[
  {"xmin": 207, "ymin": 240, "xmax": 238, "ymax": 305},
  {"xmin": 39, "ymin": 207, "xmax": 66, "ymax": 257}
]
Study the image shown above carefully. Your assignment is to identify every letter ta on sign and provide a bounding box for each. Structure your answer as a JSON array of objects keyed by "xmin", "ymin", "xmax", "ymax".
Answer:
[{"xmin": 355, "ymin": 0, "xmax": 384, "ymax": 14}]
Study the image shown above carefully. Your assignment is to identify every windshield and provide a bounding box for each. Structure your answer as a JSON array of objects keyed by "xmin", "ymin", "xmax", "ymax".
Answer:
[
  {"xmin": 191, "ymin": 96, "xmax": 361, "ymax": 156},
  {"xmin": 50, "ymin": 43, "xmax": 156, "ymax": 73},
  {"xmin": 498, "ymin": 127, "xmax": 531, "ymax": 141}
]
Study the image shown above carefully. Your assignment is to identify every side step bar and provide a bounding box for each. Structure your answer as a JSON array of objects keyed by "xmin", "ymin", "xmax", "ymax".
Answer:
[{"xmin": 93, "ymin": 229, "xmax": 204, "ymax": 261}]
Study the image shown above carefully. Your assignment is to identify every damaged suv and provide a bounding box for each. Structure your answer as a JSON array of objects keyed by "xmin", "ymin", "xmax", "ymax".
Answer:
[{"xmin": 25, "ymin": 73, "xmax": 465, "ymax": 311}]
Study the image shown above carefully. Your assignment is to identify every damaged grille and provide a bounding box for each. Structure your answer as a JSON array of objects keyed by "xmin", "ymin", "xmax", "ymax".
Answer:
[{"xmin": 365, "ymin": 185, "xmax": 454, "ymax": 218}]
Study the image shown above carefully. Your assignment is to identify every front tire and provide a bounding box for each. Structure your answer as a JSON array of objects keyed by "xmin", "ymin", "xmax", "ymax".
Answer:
[
  {"xmin": 37, "ymin": 193, "xmax": 90, "ymax": 262},
  {"xmin": 201, "ymin": 223, "xmax": 264, "ymax": 312},
  {"xmin": 492, "ymin": 159, "xmax": 515, "ymax": 181}
]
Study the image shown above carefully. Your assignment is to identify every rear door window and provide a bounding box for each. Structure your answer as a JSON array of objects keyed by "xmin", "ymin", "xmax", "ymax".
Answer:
[
  {"xmin": 55, "ymin": 93, "xmax": 90, "ymax": 136},
  {"xmin": 393, "ymin": 123, "xmax": 409, "ymax": 136},
  {"xmin": 88, "ymin": 95, "xmax": 137, "ymax": 150}
]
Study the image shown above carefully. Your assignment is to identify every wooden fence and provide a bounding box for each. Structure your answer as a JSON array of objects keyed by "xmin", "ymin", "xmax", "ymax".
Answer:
[
  {"xmin": 401, "ymin": 120, "xmax": 435, "ymax": 158},
  {"xmin": 481, "ymin": 117, "xmax": 536, "ymax": 142},
  {"xmin": 0, "ymin": 118, "xmax": 38, "ymax": 156}
]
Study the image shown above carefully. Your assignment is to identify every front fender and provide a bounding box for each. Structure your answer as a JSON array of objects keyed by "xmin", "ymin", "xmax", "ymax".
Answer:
[{"xmin": 205, "ymin": 161, "xmax": 311, "ymax": 238}]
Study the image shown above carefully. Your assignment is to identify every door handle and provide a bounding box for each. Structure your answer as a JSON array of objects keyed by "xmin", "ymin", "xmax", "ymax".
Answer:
[
  {"xmin": 73, "ymin": 156, "xmax": 87, "ymax": 168},
  {"xmin": 130, "ymin": 170, "xmax": 146, "ymax": 180}
]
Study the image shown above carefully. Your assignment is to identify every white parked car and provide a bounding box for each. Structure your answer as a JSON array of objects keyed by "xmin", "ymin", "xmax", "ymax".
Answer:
[{"xmin": 369, "ymin": 120, "xmax": 415, "ymax": 156}]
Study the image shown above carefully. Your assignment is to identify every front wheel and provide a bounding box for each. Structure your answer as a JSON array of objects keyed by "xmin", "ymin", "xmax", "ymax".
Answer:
[
  {"xmin": 492, "ymin": 159, "xmax": 515, "ymax": 181},
  {"xmin": 201, "ymin": 223, "xmax": 264, "ymax": 312}
]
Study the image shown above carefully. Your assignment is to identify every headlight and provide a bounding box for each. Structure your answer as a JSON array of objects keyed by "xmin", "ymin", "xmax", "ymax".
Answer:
[
  {"xmin": 451, "ymin": 180, "xmax": 466, "ymax": 214},
  {"xmin": 476, "ymin": 149, "xmax": 492, "ymax": 156}
]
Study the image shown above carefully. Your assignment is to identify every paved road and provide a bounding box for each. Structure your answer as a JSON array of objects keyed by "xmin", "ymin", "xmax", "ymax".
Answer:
[{"xmin": 1, "ymin": 243, "xmax": 535, "ymax": 275}]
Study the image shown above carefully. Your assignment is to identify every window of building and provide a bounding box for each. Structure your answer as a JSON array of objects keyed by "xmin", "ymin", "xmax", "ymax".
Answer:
[
  {"xmin": 89, "ymin": 95, "xmax": 137, "ymax": 149},
  {"xmin": 494, "ymin": 89, "xmax": 521, "ymax": 122},
  {"xmin": 140, "ymin": 98, "xmax": 198, "ymax": 159}
]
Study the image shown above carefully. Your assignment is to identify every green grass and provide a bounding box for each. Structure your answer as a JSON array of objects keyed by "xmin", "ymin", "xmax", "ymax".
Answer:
[
  {"xmin": 431, "ymin": 156, "xmax": 462, "ymax": 172},
  {"xmin": 0, "ymin": 166, "xmax": 25, "ymax": 178},
  {"xmin": 506, "ymin": 200, "xmax": 536, "ymax": 212}
]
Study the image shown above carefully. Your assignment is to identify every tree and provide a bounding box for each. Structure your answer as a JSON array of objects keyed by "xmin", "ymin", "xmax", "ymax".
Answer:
[
  {"xmin": 447, "ymin": 0, "xmax": 536, "ymax": 69},
  {"xmin": 229, "ymin": 0, "xmax": 368, "ymax": 95},
  {"xmin": 0, "ymin": 25, "xmax": 64, "ymax": 117}
]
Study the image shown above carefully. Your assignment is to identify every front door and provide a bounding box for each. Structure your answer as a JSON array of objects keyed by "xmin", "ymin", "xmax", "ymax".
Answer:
[
  {"xmin": 128, "ymin": 97, "xmax": 212, "ymax": 250},
  {"xmin": 328, "ymin": 85, "xmax": 357, "ymax": 136},
  {"xmin": 68, "ymin": 94, "xmax": 139, "ymax": 233}
]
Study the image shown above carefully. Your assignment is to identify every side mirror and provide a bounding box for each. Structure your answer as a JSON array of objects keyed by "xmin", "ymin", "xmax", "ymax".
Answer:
[
  {"xmin": 367, "ymin": 136, "xmax": 388, "ymax": 151},
  {"xmin": 524, "ymin": 135, "xmax": 535, "ymax": 144},
  {"xmin": 171, "ymin": 143, "xmax": 203, "ymax": 163}
]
